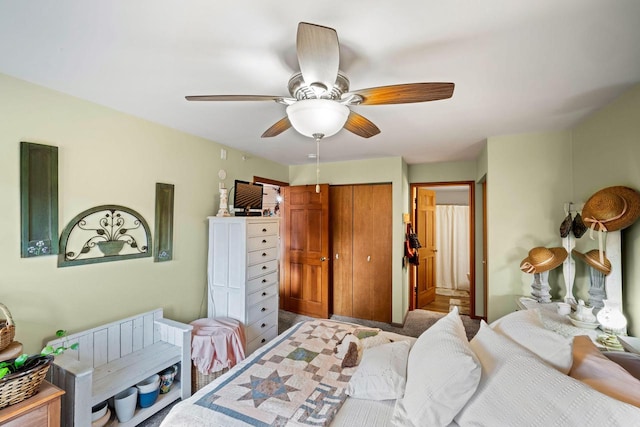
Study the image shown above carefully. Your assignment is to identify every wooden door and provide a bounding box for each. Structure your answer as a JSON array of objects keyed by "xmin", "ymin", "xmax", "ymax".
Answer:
[
  {"xmin": 330, "ymin": 186, "xmax": 353, "ymax": 317},
  {"xmin": 282, "ymin": 184, "xmax": 330, "ymax": 318},
  {"xmin": 351, "ymin": 184, "xmax": 392, "ymax": 322},
  {"xmin": 352, "ymin": 185, "xmax": 374, "ymax": 320},
  {"xmin": 416, "ymin": 188, "xmax": 437, "ymax": 308},
  {"xmin": 482, "ymin": 180, "xmax": 488, "ymax": 319},
  {"xmin": 369, "ymin": 184, "xmax": 392, "ymax": 322}
]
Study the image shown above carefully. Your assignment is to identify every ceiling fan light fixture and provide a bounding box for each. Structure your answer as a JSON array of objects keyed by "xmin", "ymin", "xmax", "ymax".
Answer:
[{"xmin": 286, "ymin": 99, "xmax": 349, "ymax": 139}]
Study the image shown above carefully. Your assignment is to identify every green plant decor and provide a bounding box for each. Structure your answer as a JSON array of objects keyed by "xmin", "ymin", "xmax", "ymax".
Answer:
[{"xmin": 0, "ymin": 329, "xmax": 78, "ymax": 380}]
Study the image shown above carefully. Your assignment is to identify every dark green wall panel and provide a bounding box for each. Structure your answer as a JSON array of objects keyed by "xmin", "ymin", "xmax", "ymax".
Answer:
[
  {"xmin": 154, "ymin": 183, "xmax": 174, "ymax": 262},
  {"xmin": 20, "ymin": 142, "xmax": 59, "ymax": 257}
]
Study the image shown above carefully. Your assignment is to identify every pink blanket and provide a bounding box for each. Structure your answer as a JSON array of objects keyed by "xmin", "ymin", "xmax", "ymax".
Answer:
[{"xmin": 191, "ymin": 317, "xmax": 246, "ymax": 375}]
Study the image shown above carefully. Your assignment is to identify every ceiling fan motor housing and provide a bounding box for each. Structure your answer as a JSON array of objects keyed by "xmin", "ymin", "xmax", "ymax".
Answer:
[{"xmin": 288, "ymin": 72, "xmax": 350, "ymax": 101}]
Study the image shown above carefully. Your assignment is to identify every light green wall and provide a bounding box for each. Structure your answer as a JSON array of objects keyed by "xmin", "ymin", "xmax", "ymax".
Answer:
[
  {"xmin": 0, "ymin": 73, "xmax": 288, "ymax": 353},
  {"xmin": 476, "ymin": 144, "xmax": 488, "ymax": 182},
  {"xmin": 572, "ymin": 84, "xmax": 640, "ymax": 335},
  {"xmin": 483, "ymin": 85, "xmax": 640, "ymax": 335},
  {"xmin": 408, "ymin": 160, "xmax": 477, "ymax": 183},
  {"xmin": 289, "ymin": 157, "xmax": 408, "ymax": 323},
  {"xmin": 485, "ymin": 131, "xmax": 573, "ymax": 322},
  {"xmin": 401, "ymin": 160, "xmax": 410, "ymax": 320}
]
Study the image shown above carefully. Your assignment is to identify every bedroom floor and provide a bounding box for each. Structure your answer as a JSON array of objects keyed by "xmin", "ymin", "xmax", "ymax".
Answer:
[
  {"xmin": 422, "ymin": 288, "xmax": 471, "ymax": 315},
  {"xmin": 138, "ymin": 309, "xmax": 480, "ymax": 426}
]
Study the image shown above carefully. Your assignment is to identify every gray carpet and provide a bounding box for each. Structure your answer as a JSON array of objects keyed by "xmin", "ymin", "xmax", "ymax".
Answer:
[
  {"xmin": 278, "ymin": 308, "xmax": 480, "ymax": 341},
  {"xmin": 138, "ymin": 308, "xmax": 480, "ymax": 426}
]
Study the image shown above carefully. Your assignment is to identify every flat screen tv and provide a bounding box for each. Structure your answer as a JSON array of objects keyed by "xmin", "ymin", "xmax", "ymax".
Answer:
[{"xmin": 233, "ymin": 180, "xmax": 264, "ymax": 216}]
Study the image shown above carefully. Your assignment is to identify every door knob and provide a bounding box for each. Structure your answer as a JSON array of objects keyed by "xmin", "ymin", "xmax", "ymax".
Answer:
[
  {"xmin": 320, "ymin": 257, "xmax": 327, "ymax": 262},
  {"xmin": 367, "ymin": 256, "xmax": 371, "ymax": 262},
  {"xmin": 335, "ymin": 253, "xmax": 339, "ymax": 260}
]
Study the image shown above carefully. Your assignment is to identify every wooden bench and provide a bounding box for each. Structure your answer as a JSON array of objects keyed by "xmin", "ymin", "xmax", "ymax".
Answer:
[{"xmin": 46, "ymin": 308, "xmax": 192, "ymax": 427}]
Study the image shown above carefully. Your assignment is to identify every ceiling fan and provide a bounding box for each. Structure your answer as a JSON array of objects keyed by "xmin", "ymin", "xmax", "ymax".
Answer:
[{"xmin": 186, "ymin": 22, "xmax": 454, "ymax": 140}]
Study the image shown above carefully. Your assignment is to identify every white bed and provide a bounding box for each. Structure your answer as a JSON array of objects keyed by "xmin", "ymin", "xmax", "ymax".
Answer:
[{"xmin": 161, "ymin": 308, "xmax": 640, "ymax": 427}]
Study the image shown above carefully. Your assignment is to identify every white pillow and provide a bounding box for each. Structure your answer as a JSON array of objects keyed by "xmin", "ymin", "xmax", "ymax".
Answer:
[
  {"xmin": 490, "ymin": 308, "xmax": 573, "ymax": 373},
  {"xmin": 347, "ymin": 340, "xmax": 410, "ymax": 400},
  {"xmin": 391, "ymin": 307, "xmax": 481, "ymax": 427},
  {"xmin": 456, "ymin": 322, "xmax": 640, "ymax": 425}
]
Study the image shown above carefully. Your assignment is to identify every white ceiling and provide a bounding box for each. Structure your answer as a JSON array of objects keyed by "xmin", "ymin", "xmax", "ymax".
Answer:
[{"xmin": 1, "ymin": 1, "xmax": 639, "ymax": 166}]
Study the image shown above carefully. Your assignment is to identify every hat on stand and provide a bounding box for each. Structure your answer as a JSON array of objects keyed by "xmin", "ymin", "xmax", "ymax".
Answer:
[
  {"xmin": 571, "ymin": 249, "xmax": 611, "ymax": 275},
  {"xmin": 520, "ymin": 247, "xmax": 568, "ymax": 274},
  {"xmin": 581, "ymin": 186, "xmax": 640, "ymax": 233}
]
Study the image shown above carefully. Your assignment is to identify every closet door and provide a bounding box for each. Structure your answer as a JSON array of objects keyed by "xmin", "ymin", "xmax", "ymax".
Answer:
[
  {"xmin": 370, "ymin": 184, "xmax": 392, "ymax": 322},
  {"xmin": 352, "ymin": 184, "xmax": 392, "ymax": 322},
  {"xmin": 330, "ymin": 186, "xmax": 353, "ymax": 317},
  {"xmin": 352, "ymin": 185, "xmax": 373, "ymax": 320}
]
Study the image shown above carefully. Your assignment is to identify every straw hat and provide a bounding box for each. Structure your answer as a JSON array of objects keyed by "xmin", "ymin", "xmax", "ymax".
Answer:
[
  {"xmin": 520, "ymin": 247, "xmax": 568, "ymax": 274},
  {"xmin": 571, "ymin": 249, "xmax": 611, "ymax": 275},
  {"xmin": 581, "ymin": 186, "xmax": 640, "ymax": 232}
]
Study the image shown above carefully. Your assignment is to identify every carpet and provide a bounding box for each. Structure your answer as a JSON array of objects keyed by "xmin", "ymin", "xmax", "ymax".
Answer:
[{"xmin": 278, "ymin": 308, "xmax": 480, "ymax": 341}]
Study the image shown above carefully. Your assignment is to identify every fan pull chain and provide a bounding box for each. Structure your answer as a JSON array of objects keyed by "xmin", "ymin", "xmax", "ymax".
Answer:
[{"xmin": 313, "ymin": 133, "xmax": 323, "ymax": 194}]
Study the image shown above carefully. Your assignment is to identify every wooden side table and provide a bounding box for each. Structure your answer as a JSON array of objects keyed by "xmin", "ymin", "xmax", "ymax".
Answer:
[{"xmin": 0, "ymin": 381, "xmax": 64, "ymax": 427}]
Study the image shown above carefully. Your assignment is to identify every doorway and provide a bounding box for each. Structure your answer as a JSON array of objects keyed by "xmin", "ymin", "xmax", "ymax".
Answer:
[{"xmin": 410, "ymin": 182, "xmax": 475, "ymax": 316}]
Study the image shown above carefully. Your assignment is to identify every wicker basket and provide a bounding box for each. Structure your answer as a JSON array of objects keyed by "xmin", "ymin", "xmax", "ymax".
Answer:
[
  {"xmin": 191, "ymin": 364, "xmax": 228, "ymax": 394},
  {"xmin": 0, "ymin": 303, "xmax": 16, "ymax": 352},
  {"xmin": 0, "ymin": 354, "xmax": 53, "ymax": 409}
]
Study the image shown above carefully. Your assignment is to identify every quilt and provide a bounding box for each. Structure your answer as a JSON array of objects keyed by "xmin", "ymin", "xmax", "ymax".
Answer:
[{"xmin": 192, "ymin": 320, "xmax": 360, "ymax": 426}]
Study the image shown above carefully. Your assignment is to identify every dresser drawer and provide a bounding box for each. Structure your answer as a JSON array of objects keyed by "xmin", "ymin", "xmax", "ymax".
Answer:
[
  {"xmin": 247, "ymin": 294, "xmax": 278, "ymax": 324},
  {"xmin": 246, "ymin": 271, "xmax": 278, "ymax": 294},
  {"xmin": 245, "ymin": 310, "xmax": 278, "ymax": 343},
  {"xmin": 247, "ymin": 235, "xmax": 278, "ymax": 252},
  {"xmin": 247, "ymin": 259, "xmax": 278, "ymax": 280},
  {"xmin": 248, "ymin": 247, "xmax": 277, "ymax": 266},
  {"xmin": 247, "ymin": 325, "xmax": 278, "ymax": 355},
  {"xmin": 247, "ymin": 284, "xmax": 278, "ymax": 307},
  {"xmin": 248, "ymin": 222, "xmax": 278, "ymax": 238}
]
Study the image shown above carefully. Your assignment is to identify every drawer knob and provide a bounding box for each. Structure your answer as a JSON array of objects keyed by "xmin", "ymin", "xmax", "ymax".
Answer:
[
  {"xmin": 261, "ymin": 323, "xmax": 266, "ymax": 328},
  {"xmin": 261, "ymin": 338, "xmax": 266, "ymax": 343},
  {"xmin": 262, "ymin": 292, "xmax": 267, "ymax": 296},
  {"xmin": 261, "ymin": 307, "xmax": 266, "ymax": 312},
  {"xmin": 262, "ymin": 239, "xmax": 267, "ymax": 243},
  {"xmin": 262, "ymin": 279, "xmax": 267, "ymax": 283},
  {"xmin": 262, "ymin": 265, "xmax": 267, "ymax": 270},
  {"xmin": 262, "ymin": 228, "xmax": 267, "ymax": 232},
  {"xmin": 262, "ymin": 252, "xmax": 267, "ymax": 257}
]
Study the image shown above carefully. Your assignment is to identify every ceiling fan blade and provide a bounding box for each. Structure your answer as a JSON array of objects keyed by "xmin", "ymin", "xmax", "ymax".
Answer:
[
  {"xmin": 350, "ymin": 83, "xmax": 454, "ymax": 105},
  {"xmin": 344, "ymin": 111, "xmax": 381, "ymax": 138},
  {"xmin": 261, "ymin": 117, "xmax": 291, "ymax": 138},
  {"xmin": 296, "ymin": 22, "xmax": 340, "ymax": 94},
  {"xmin": 185, "ymin": 95, "xmax": 283, "ymax": 102}
]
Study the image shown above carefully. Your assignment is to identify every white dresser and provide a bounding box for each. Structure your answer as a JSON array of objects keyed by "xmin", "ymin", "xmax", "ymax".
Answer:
[{"xmin": 207, "ymin": 217, "xmax": 280, "ymax": 355}]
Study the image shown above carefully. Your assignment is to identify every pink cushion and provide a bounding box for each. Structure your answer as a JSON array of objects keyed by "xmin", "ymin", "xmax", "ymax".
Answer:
[{"xmin": 569, "ymin": 336, "xmax": 640, "ymax": 407}]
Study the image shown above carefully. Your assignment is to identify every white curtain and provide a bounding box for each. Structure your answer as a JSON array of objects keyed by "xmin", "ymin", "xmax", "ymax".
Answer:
[{"xmin": 435, "ymin": 205, "xmax": 470, "ymax": 291}]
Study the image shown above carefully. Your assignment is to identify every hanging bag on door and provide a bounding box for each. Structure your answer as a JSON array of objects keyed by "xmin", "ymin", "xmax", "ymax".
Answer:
[{"xmin": 405, "ymin": 225, "xmax": 421, "ymax": 265}]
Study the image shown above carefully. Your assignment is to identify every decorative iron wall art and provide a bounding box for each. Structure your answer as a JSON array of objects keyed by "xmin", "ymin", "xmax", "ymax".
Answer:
[{"xmin": 58, "ymin": 205, "xmax": 152, "ymax": 267}]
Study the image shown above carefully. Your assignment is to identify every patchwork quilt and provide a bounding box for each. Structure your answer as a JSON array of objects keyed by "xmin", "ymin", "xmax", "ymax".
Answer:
[{"xmin": 187, "ymin": 320, "xmax": 361, "ymax": 426}]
